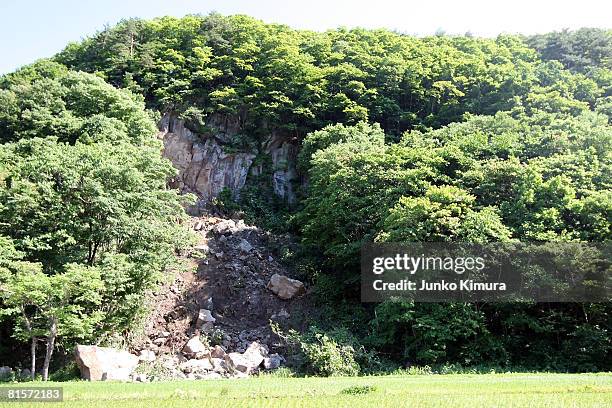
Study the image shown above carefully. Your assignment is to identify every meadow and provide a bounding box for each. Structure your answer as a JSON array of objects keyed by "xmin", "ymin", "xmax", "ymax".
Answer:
[{"xmin": 1, "ymin": 373, "xmax": 611, "ymax": 407}]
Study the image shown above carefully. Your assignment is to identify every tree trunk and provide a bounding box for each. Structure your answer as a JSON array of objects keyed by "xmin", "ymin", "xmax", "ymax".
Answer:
[
  {"xmin": 30, "ymin": 336, "xmax": 37, "ymax": 380},
  {"xmin": 42, "ymin": 318, "xmax": 57, "ymax": 381}
]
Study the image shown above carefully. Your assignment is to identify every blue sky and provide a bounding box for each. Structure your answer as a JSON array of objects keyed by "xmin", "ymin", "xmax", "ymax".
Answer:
[{"xmin": 1, "ymin": 0, "xmax": 610, "ymax": 75}]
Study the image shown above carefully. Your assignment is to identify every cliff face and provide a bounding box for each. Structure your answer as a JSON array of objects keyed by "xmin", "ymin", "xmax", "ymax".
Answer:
[{"xmin": 159, "ymin": 113, "xmax": 299, "ymax": 205}]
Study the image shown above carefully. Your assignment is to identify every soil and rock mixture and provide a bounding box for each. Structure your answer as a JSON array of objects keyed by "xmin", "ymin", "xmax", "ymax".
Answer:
[{"xmin": 129, "ymin": 214, "xmax": 311, "ymax": 380}]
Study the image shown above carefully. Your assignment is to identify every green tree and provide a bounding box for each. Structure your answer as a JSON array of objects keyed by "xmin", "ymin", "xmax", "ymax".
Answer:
[{"xmin": 0, "ymin": 264, "xmax": 103, "ymax": 381}]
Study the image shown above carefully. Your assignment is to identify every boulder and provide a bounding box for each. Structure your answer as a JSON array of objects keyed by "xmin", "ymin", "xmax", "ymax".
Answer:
[
  {"xmin": 179, "ymin": 358, "xmax": 213, "ymax": 373},
  {"xmin": 224, "ymin": 342, "xmax": 268, "ymax": 374},
  {"xmin": 182, "ymin": 336, "xmax": 208, "ymax": 356},
  {"xmin": 138, "ymin": 350, "xmax": 156, "ymax": 362},
  {"xmin": 196, "ymin": 309, "xmax": 216, "ymax": 327},
  {"xmin": 194, "ymin": 243, "xmax": 209, "ymax": 255},
  {"xmin": 266, "ymin": 274, "xmax": 305, "ymax": 300},
  {"xmin": 210, "ymin": 345, "xmax": 226, "ymax": 359},
  {"xmin": 243, "ymin": 341, "xmax": 268, "ymax": 369},
  {"xmin": 134, "ymin": 373, "xmax": 148, "ymax": 382},
  {"xmin": 210, "ymin": 358, "xmax": 227, "ymax": 374},
  {"xmin": 263, "ymin": 354, "xmax": 284, "ymax": 370},
  {"xmin": 0, "ymin": 366, "xmax": 13, "ymax": 380},
  {"xmin": 239, "ymin": 239, "xmax": 253, "ymax": 253},
  {"xmin": 20, "ymin": 368, "xmax": 32, "ymax": 379},
  {"xmin": 195, "ymin": 371, "xmax": 223, "ymax": 380},
  {"xmin": 271, "ymin": 309, "xmax": 290, "ymax": 320},
  {"xmin": 74, "ymin": 345, "xmax": 139, "ymax": 381},
  {"xmin": 225, "ymin": 352, "xmax": 251, "ymax": 374}
]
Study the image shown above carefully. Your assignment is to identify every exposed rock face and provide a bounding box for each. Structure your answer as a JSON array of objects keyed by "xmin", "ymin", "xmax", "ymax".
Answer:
[
  {"xmin": 74, "ymin": 345, "xmax": 138, "ymax": 381},
  {"xmin": 159, "ymin": 114, "xmax": 255, "ymax": 203},
  {"xmin": 256, "ymin": 132, "xmax": 300, "ymax": 204},
  {"xmin": 159, "ymin": 113, "xmax": 300, "ymax": 205},
  {"xmin": 267, "ymin": 273, "xmax": 306, "ymax": 300}
]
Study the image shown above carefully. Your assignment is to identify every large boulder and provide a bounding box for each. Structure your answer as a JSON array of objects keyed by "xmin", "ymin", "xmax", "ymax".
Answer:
[
  {"xmin": 224, "ymin": 342, "xmax": 268, "ymax": 374},
  {"xmin": 74, "ymin": 345, "xmax": 139, "ymax": 381},
  {"xmin": 267, "ymin": 274, "xmax": 305, "ymax": 300},
  {"xmin": 243, "ymin": 341, "xmax": 268, "ymax": 368},
  {"xmin": 225, "ymin": 352, "xmax": 252, "ymax": 374},
  {"xmin": 210, "ymin": 345, "xmax": 226, "ymax": 359},
  {"xmin": 179, "ymin": 358, "xmax": 214, "ymax": 373},
  {"xmin": 138, "ymin": 349, "xmax": 156, "ymax": 362},
  {"xmin": 0, "ymin": 366, "xmax": 13, "ymax": 380},
  {"xmin": 263, "ymin": 353, "xmax": 284, "ymax": 370},
  {"xmin": 183, "ymin": 336, "xmax": 208, "ymax": 357}
]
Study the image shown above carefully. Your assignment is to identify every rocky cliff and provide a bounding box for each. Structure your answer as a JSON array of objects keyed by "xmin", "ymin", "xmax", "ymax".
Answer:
[{"xmin": 159, "ymin": 113, "xmax": 299, "ymax": 206}]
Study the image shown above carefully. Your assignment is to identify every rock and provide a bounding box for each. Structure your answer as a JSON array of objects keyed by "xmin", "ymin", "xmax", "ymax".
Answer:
[
  {"xmin": 263, "ymin": 354, "xmax": 284, "ymax": 370},
  {"xmin": 159, "ymin": 331, "xmax": 171, "ymax": 338},
  {"xmin": 195, "ymin": 371, "xmax": 223, "ymax": 380},
  {"xmin": 210, "ymin": 358, "xmax": 226, "ymax": 373},
  {"xmin": 134, "ymin": 373, "xmax": 148, "ymax": 382},
  {"xmin": 0, "ymin": 366, "xmax": 13, "ymax": 380},
  {"xmin": 243, "ymin": 341, "xmax": 268, "ymax": 370},
  {"xmin": 194, "ymin": 243, "xmax": 209, "ymax": 255},
  {"xmin": 183, "ymin": 336, "xmax": 207, "ymax": 356},
  {"xmin": 138, "ymin": 350, "xmax": 156, "ymax": 362},
  {"xmin": 74, "ymin": 345, "xmax": 139, "ymax": 381},
  {"xmin": 160, "ymin": 115, "xmax": 256, "ymax": 203},
  {"xmin": 203, "ymin": 297, "xmax": 214, "ymax": 310},
  {"xmin": 271, "ymin": 309, "xmax": 290, "ymax": 320},
  {"xmin": 179, "ymin": 359, "xmax": 213, "ymax": 373},
  {"xmin": 264, "ymin": 133, "xmax": 299, "ymax": 204},
  {"xmin": 239, "ymin": 239, "xmax": 253, "ymax": 253},
  {"xmin": 224, "ymin": 342, "xmax": 268, "ymax": 374},
  {"xmin": 225, "ymin": 352, "xmax": 252, "ymax": 374},
  {"xmin": 266, "ymin": 274, "xmax": 305, "ymax": 300},
  {"xmin": 212, "ymin": 219, "xmax": 238, "ymax": 235},
  {"xmin": 20, "ymin": 368, "xmax": 32, "ymax": 379},
  {"xmin": 210, "ymin": 345, "xmax": 226, "ymax": 359},
  {"xmin": 201, "ymin": 322, "xmax": 215, "ymax": 333},
  {"xmin": 196, "ymin": 309, "xmax": 216, "ymax": 327},
  {"xmin": 153, "ymin": 337, "xmax": 166, "ymax": 346},
  {"xmin": 194, "ymin": 220, "xmax": 204, "ymax": 231}
]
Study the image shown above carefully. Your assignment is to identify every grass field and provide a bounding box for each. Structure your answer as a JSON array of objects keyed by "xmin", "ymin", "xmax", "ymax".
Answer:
[{"xmin": 1, "ymin": 373, "xmax": 611, "ymax": 407}]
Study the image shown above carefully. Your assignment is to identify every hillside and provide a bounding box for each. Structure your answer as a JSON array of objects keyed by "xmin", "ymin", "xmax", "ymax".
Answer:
[{"xmin": 0, "ymin": 14, "xmax": 610, "ymax": 382}]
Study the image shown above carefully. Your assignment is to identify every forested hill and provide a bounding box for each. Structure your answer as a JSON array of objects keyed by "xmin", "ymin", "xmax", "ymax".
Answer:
[
  {"xmin": 56, "ymin": 15, "xmax": 610, "ymax": 144},
  {"xmin": 0, "ymin": 14, "xmax": 611, "ymax": 378}
]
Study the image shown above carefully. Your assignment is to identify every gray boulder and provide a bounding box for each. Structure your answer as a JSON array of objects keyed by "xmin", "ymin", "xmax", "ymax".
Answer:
[
  {"xmin": 74, "ymin": 345, "xmax": 138, "ymax": 381},
  {"xmin": 267, "ymin": 274, "xmax": 305, "ymax": 300}
]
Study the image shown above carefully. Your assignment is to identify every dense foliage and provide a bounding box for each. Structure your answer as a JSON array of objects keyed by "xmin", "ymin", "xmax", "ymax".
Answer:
[
  {"xmin": 57, "ymin": 14, "xmax": 606, "ymax": 142},
  {"xmin": 0, "ymin": 62, "xmax": 193, "ymax": 378}
]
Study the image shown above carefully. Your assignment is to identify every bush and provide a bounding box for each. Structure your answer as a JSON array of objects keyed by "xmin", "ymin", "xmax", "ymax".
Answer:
[
  {"xmin": 275, "ymin": 325, "xmax": 360, "ymax": 377},
  {"xmin": 340, "ymin": 385, "xmax": 377, "ymax": 395}
]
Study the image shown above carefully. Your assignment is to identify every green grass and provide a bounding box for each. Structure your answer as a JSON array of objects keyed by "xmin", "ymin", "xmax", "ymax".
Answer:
[{"xmin": 1, "ymin": 373, "xmax": 611, "ymax": 407}]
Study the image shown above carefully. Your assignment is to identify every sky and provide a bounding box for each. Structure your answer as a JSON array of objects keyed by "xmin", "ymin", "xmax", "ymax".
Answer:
[{"xmin": 0, "ymin": 0, "xmax": 610, "ymax": 75}]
